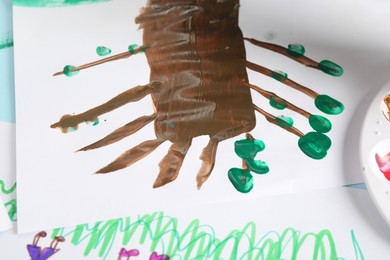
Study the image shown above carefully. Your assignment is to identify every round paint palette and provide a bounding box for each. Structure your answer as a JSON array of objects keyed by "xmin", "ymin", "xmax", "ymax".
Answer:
[{"xmin": 360, "ymin": 81, "xmax": 390, "ymax": 226}]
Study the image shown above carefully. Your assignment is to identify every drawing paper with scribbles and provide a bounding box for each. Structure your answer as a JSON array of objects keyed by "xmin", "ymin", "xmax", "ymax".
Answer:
[{"xmin": 14, "ymin": 0, "xmax": 354, "ymax": 232}]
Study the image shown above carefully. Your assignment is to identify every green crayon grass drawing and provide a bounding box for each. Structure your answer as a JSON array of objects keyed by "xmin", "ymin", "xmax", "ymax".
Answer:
[
  {"xmin": 0, "ymin": 180, "xmax": 17, "ymax": 221},
  {"xmin": 49, "ymin": 0, "xmax": 345, "ymax": 192},
  {"xmin": 4, "ymin": 199, "xmax": 16, "ymax": 221},
  {"xmin": 51, "ymin": 211, "xmax": 364, "ymax": 260},
  {"xmin": 0, "ymin": 178, "xmax": 366, "ymax": 259},
  {"xmin": 0, "ymin": 180, "xmax": 16, "ymax": 194}
]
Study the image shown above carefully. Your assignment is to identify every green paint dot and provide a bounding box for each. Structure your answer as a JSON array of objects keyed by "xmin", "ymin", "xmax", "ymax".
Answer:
[
  {"xmin": 84, "ymin": 118, "xmax": 99, "ymax": 126},
  {"xmin": 275, "ymin": 115, "xmax": 294, "ymax": 128},
  {"xmin": 272, "ymin": 70, "xmax": 288, "ymax": 82},
  {"xmin": 228, "ymin": 168, "xmax": 253, "ymax": 193},
  {"xmin": 96, "ymin": 46, "xmax": 112, "ymax": 56},
  {"xmin": 166, "ymin": 121, "xmax": 175, "ymax": 129},
  {"xmin": 315, "ymin": 94, "xmax": 344, "ymax": 115},
  {"xmin": 68, "ymin": 126, "xmax": 78, "ymax": 132},
  {"xmin": 318, "ymin": 60, "xmax": 343, "ymax": 77},
  {"xmin": 128, "ymin": 44, "xmax": 142, "ymax": 54},
  {"xmin": 92, "ymin": 118, "xmax": 100, "ymax": 126},
  {"xmin": 270, "ymin": 95, "xmax": 287, "ymax": 110},
  {"xmin": 287, "ymin": 44, "xmax": 305, "ymax": 58},
  {"xmin": 234, "ymin": 138, "xmax": 265, "ymax": 160},
  {"xmin": 298, "ymin": 132, "xmax": 331, "ymax": 160},
  {"xmin": 246, "ymin": 159, "xmax": 269, "ymax": 174},
  {"xmin": 63, "ymin": 65, "xmax": 79, "ymax": 77},
  {"xmin": 309, "ymin": 115, "xmax": 332, "ymax": 133}
]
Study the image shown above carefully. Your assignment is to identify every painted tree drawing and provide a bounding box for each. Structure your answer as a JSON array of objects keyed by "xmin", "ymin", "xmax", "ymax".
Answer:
[{"xmin": 51, "ymin": 0, "xmax": 344, "ymax": 193}]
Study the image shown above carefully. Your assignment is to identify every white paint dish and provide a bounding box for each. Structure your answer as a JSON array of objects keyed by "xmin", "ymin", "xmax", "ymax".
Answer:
[{"xmin": 360, "ymin": 81, "xmax": 390, "ymax": 226}]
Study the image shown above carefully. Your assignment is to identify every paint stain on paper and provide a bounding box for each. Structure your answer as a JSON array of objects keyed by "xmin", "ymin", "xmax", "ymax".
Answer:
[{"xmin": 13, "ymin": 0, "xmax": 111, "ymax": 8}]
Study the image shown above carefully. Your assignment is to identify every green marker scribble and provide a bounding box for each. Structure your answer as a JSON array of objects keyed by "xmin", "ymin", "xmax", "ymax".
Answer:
[
  {"xmin": 50, "ymin": 211, "xmax": 364, "ymax": 259},
  {"xmin": 0, "ymin": 32, "xmax": 13, "ymax": 50},
  {"xmin": 351, "ymin": 230, "xmax": 365, "ymax": 260},
  {"xmin": 13, "ymin": 0, "xmax": 111, "ymax": 8},
  {"xmin": 0, "ymin": 180, "xmax": 16, "ymax": 195},
  {"xmin": 4, "ymin": 199, "xmax": 17, "ymax": 221}
]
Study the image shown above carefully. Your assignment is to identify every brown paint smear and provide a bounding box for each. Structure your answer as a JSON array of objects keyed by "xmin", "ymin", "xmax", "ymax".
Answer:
[{"xmin": 52, "ymin": 0, "xmax": 339, "ymax": 189}]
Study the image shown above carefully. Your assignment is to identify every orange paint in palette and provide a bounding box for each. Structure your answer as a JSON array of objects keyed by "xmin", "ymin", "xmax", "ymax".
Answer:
[{"xmin": 382, "ymin": 94, "xmax": 390, "ymax": 122}]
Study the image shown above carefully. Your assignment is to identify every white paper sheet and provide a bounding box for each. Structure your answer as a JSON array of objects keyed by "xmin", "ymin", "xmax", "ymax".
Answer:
[{"xmin": 13, "ymin": 0, "xmax": 390, "ymax": 233}]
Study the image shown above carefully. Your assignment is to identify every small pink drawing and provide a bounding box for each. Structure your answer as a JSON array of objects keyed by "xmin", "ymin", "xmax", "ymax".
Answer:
[
  {"xmin": 149, "ymin": 251, "xmax": 170, "ymax": 260},
  {"xmin": 117, "ymin": 248, "xmax": 170, "ymax": 260},
  {"xmin": 117, "ymin": 248, "xmax": 140, "ymax": 260}
]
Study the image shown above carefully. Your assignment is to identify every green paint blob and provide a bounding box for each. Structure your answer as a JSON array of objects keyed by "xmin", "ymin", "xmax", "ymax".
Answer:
[
  {"xmin": 228, "ymin": 168, "xmax": 253, "ymax": 193},
  {"xmin": 85, "ymin": 118, "xmax": 100, "ymax": 126},
  {"xmin": 298, "ymin": 132, "xmax": 332, "ymax": 160},
  {"xmin": 272, "ymin": 70, "xmax": 288, "ymax": 82},
  {"xmin": 92, "ymin": 118, "xmax": 100, "ymax": 126},
  {"xmin": 315, "ymin": 94, "xmax": 344, "ymax": 115},
  {"xmin": 270, "ymin": 95, "xmax": 287, "ymax": 110},
  {"xmin": 96, "ymin": 46, "xmax": 112, "ymax": 56},
  {"xmin": 275, "ymin": 115, "xmax": 294, "ymax": 128},
  {"xmin": 309, "ymin": 115, "xmax": 332, "ymax": 133},
  {"xmin": 287, "ymin": 44, "xmax": 305, "ymax": 58},
  {"xmin": 234, "ymin": 138, "xmax": 265, "ymax": 160},
  {"xmin": 13, "ymin": 0, "xmax": 111, "ymax": 8},
  {"xmin": 63, "ymin": 65, "xmax": 80, "ymax": 77},
  {"xmin": 318, "ymin": 60, "xmax": 343, "ymax": 77},
  {"xmin": 128, "ymin": 44, "xmax": 141, "ymax": 54},
  {"xmin": 246, "ymin": 159, "xmax": 269, "ymax": 174},
  {"xmin": 68, "ymin": 126, "xmax": 78, "ymax": 132}
]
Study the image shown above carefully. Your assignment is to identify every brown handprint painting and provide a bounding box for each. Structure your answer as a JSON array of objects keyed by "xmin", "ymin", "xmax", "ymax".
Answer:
[{"xmin": 51, "ymin": 0, "xmax": 344, "ymax": 193}]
